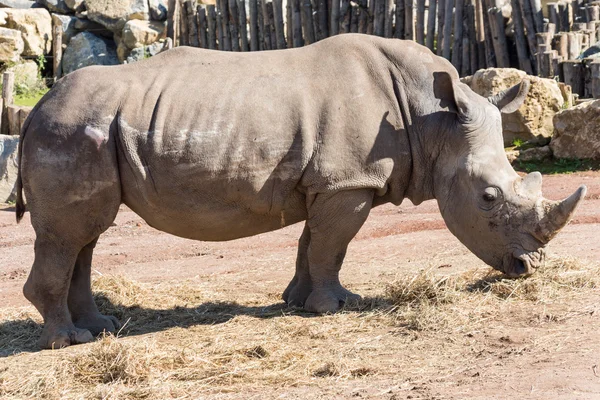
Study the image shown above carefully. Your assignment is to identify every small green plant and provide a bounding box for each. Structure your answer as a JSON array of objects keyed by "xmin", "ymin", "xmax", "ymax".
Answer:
[
  {"xmin": 511, "ymin": 138, "xmax": 525, "ymax": 148},
  {"xmin": 513, "ymin": 157, "xmax": 600, "ymax": 174}
]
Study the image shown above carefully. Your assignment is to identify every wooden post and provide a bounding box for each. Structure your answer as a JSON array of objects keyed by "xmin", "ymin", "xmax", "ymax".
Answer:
[
  {"xmin": 273, "ymin": 0, "xmax": 286, "ymax": 48},
  {"xmin": 180, "ymin": 0, "xmax": 189, "ymax": 46},
  {"xmin": 519, "ymin": 0, "xmax": 538, "ymax": 62},
  {"xmin": 426, "ymin": 0, "xmax": 437, "ymax": 50},
  {"xmin": 207, "ymin": 5, "xmax": 217, "ymax": 49},
  {"xmin": 556, "ymin": 32, "xmax": 568, "ymax": 59},
  {"xmin": 228, "ymin": 0, "xmax": 240, "ymax": 50},
  {"xmin": 467, "ymin": 0, "xmax": 478, "ymax": 72},
  {"xmin": 475, "ymin": 0, "xmax": 485, "ymax": 68},
  {"xmin": 405, "ymin": 0, "xmax": 414, "ymax": 40},
  {"xmin": 351, "ymin": 4, "xmax": 359, "ymax": 32},
  {"xmin": 488, "ymin": 0, "xmax": 510, "ymax": 67},
  {"xmin": 451, "ymin": 0, "xmax": 465, "ymax": 70},
  {"xmin": 359, "ymin": 0, "xmax": 369, "ymax": 34},
  {"xmin": 238, "ymin": 0, "xmax": 249, "ymax": 51},
  {"xmin": 384, "ymin": 0, "xmax": 394, "ymax": 37},
  {"xmin": 340, "ymin": 0, "xmax": 351, "ymax": 33},
  {"xmin": 591, "ymin": 60, "xmax": 600, "ymax": 98},
  {"xmin": 331, "ymin": 0, "xmax": 340, "ymax": 34},
  {"xmin": 436, "ymin": 0, "xmax": 445, "ymax": 55},
  {"xmin": 461, "ymin": 22, "xmax": 470, "ymax": 76},
  {"xmin": 374, "ymin": 0, "xmax": 385, "ymax": 35},
  {"xmin": 529, "ymin": 0, "xmax": 543, "ymax": 33},
  {"xmin": 558, "ymin": 2, "xmax": 569, "ymax": 33},
  {"xmin": 249, "ymin": 0, "xmax": 258, "ymax": 50},
  {"xmin": 167, "ymin": 0, "xmax": 180, "ymax": 46},
  {"xmin": 197, "ymin": 6, "xmax": 208, "ymax": 48},
  {"xmin": 184, "ymin": 0, "xmax": 200, "ymax": 47},
  {"xmin": 293, "ymin": 0, "xmax": 303, "ymax": 46},
  {"xmin": 318, "ymin": 0, "xmax": 329, "ymax": 38},
  {"xmin": 568, "ymin": 32, "xmax": 580, "ymax": 59},
  {"xmin": 2, "ymin": 72, "xmax": 14, "ymax": 136},
  {"xmin": 482, "ymin": 0, "xmax": 495, "ymax": 67},
  {"xmin": 563, "ymin": 60, "xmax": 584, "ymax": 96},
  {"xmin": 52, "ymin": 24, "xmax": 62, "ymax": 80},
  {"xmin": 264, "ymin": 0, "xmax": 276, "ymax": 49},
  {"xmin": 301, "ymin": 0, "xmax": 316, "ymax": 44},
  {"xmin": 219, "ymin": 0, "xmax": 232, "ymax": 50},
  {"xmin": 588, "ymin": 5, "xmax": 600, "ymax": 22},
  {"xmin": 583, "ymin": 57, "xmax": 594, "ymax": 98},
  {"xmin": 416, "ymin": 0, "xmax": 425, "ymax": 44},
  {"xmin": 542, "ymin": 50, "xmax": 556, "ymax": 77},
  {"xmin": 396, "ymin": 0, "xmax": 405, "ymax": 38},
  {"xmin": 547, "ymin": 2, "xmax": 558, "ymax": 25},
  {"xmin": 511, "ymin": 0, "xmax": 533, "ymax": 74},
  {"xmin": 442, "ymin": 0, "xmax": 453, "ymax": 59}
]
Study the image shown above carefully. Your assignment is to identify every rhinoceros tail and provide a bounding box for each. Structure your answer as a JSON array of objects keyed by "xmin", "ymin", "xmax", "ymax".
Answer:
[{"xmin": 15, "ymin": 107, "xmax": 34, "ymax": 223}]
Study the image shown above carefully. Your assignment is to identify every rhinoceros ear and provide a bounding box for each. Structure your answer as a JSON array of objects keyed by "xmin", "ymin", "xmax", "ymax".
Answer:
[
  {"xmin": 433, "ymin": 71, "xmax": 473, "ymax": 121},
  {"xmin": 487, "ymin": 80, "xmax": 531, "ymax": 114}
]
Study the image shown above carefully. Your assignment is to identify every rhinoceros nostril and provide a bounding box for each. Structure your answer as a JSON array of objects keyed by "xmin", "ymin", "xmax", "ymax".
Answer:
[{"xmin": 514, "ymin": 258, "xmax": 527, "ymax": 276}]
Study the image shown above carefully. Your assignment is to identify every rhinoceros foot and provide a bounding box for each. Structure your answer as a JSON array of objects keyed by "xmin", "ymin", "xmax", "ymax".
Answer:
[
  {"xmin": 38, "ymin": 325, "xmax": 94, "ymax": 349},
  {"xmin": 303, "ymin": 286, "xmax": 362, "ymax": 314},
  {"xmin": 73, "ymin": 313, "xmax": 121, "ymax": 336}
]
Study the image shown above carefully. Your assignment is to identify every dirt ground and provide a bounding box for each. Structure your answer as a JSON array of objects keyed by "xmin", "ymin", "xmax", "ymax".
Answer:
[{"xmin": 0, "ymin": 171, "xmax": 599, "ymax": 399}]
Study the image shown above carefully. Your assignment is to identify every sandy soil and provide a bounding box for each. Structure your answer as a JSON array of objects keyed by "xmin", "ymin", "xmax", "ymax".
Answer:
[{"xmin": 0, "ymin": 171, "xmax": 599, "ymax": 399}]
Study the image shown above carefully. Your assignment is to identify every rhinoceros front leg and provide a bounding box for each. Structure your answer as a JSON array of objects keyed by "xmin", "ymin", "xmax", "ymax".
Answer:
[{"xmin": 286, "ymin": 189, "xmax": 374, "ymax": 313}]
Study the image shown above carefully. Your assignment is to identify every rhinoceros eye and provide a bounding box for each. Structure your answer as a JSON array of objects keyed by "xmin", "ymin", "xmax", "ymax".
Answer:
[{"xmin": 482, "ymin": 187, "xmax": 498, "ymax": 202}]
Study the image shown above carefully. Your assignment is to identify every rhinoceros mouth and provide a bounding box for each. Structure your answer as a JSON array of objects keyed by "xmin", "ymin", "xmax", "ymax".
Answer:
[{"xmin": 503, "ymin": 251, "xmax": 545, "ymax": 278}]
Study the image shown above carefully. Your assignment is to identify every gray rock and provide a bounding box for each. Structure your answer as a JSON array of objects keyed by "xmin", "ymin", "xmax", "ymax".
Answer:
[
  {"xmin": 62, "ymin": 31, "xmax": 118, "ymax": 75},
  {"xmin": 0, "ymin": 135, "xmax": 19, "ymax": 203},
  {"xmin": 73, "ymin": 17, "xmax": 113, "ymax": 38},
  {"xmin": 64, "ymin": 0, "xmax": 84, "ymax": 12},
  {"xmin": 0, "ymin": 27, "xmax": 24, "ymax": 63},
  {"xmin": 86, "ymin": 0, "xmax": 149, "ymax": 32},
  {"xmin": 36, "ymin": 0, "xmax": 70, "ymax": 13},
  {"xmin": 516, "ymin": 146, "xmax": 552, "ymax": 162},
  {"xmin": 148, "ymin": 0, "xmax": 167, "ymax": 21},
  {"xmin": 0, "ymin": 0, "xmax": 36, "ymax": 8},
  {"xmin": 125, "ymin": 40, "xmax": 166, "ymax": 63},
  {"xmin": 122, "ymin": 19, "xmax": 165, "ymax": 49},
  {"xmin": 550, "ymin": 99, "xmax": 600, "ymax": 159},
  {"xmin": 51, "ymin": 13, "xmax": 77, "ymax": 44}
]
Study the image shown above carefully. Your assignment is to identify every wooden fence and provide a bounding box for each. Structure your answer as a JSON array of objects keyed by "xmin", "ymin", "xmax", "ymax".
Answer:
[{"xmin": 168, "ymin": 0, "xmax": 600, "ymax": 98}]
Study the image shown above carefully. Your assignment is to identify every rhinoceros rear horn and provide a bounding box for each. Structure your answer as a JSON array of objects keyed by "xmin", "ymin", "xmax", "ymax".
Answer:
[
  {"xmin": 487, "ymin": 79, "xmax": 531, "ymax": 114},
  {"xmin": 539, "ymin": 185, "xmax": 587, "ymax": 242}
]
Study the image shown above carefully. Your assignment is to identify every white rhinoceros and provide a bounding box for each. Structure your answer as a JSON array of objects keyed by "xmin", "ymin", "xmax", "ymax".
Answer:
[{"xmin": 15, "ymin": 34, "xmax": 585, "ymax": 349}]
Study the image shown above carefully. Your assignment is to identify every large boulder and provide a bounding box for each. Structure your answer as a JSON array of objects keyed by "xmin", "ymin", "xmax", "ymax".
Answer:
[
  {"xmin": 550, "ymin": 100, "xmax": 600, "ymax": 159},
  {"xmin": 86, "ymin": 0, "xmax": 149, "ymax": 32},
  {"xmin": 121, "ymin": 19, "xmax": 165, "ymax": 49},
  {"xmin": 463, "ymin": 68, "xmax": 566, "ymax": 146},
  {"xmin": 36, "ymin": 0, "xmax": 70, "ymax": 13},
  {"xmin": 0, "ymin": 27, "xmax": 24, "ymax": 62},
  {"xmin": 3, "ymin": 8, "xmax": 52, "ymax": 56},
  {"xmin": 51, "ymin": 13, "xmax": 77, "ymax": 45},
  {"xmin": 126, "ymin": 39, "xmax": 167, "ymax": 63},
  {"xmin": 62, "ymin": 31, "xmax": 118, "ymax": 74},
  {"xmin": 0, "ymin": 135, "xmax": 19, "ymax": 203},
  {"xmin": 0, "ymin": 0, "xmax": 36, "ymax": 8}
]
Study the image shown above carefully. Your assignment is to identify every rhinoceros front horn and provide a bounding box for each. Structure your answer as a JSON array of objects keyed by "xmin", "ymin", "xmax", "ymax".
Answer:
[{"xmin": 538, "ymin": 185, "xmax": 587, "ymax": 242}]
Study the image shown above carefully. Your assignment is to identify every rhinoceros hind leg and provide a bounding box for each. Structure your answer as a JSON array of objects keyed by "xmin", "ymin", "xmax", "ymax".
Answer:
[
  {"xmin": 68, "ymin": 237, "xmax": 121, "ymax": 336},
  {"xmin": 299, "ymin": 190, "xmax": 373, "ymax": 313},
  {"xmin": 282, "ymin": 225, "xmax": 312, "ymax": 306},
  {"xmin": 23, "ymin": 238, "xmax": 96, "ymax": 349}
]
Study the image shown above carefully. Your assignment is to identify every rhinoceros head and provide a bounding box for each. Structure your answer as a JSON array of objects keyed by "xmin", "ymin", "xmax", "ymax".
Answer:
[{"xmin": 433, "ymin": 74, "xmax": 586, "ymax": 277}]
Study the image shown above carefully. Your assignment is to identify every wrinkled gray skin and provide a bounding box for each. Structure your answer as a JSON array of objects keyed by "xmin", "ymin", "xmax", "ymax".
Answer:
[{"xmin": 15, "ymin": 34, "xmax": 586, "ymax": 349}]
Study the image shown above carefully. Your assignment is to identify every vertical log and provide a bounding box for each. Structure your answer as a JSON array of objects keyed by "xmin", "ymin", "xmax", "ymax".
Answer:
[
  {"xmin": 302, "ymin": 0, "xmax": 316, "ymax": 43},
  {"xmin": 286, "ymin": 0, "xmax": 293, "ymax": 46},
  {"xmin": 405, "ymin": 0, "xmax": 414, "ymax": 40},
  {"xmin": 568, "ymin": 32, "xmax": 580, "ymax": 59},
  {"xmin": 52, "ymin": 24, "xmax": 62, "ymax": 80},
  {"xmin": 511, "ymin": 0, "xmax": 533, "ymax": 74},
  {"xmin": 220, "ymin": 0, "xmax": 232, "ymax": 50},
  {"xmin": 384, "ymin": 0, "xmax": 394, "ymax": 37},
  {"xmin": 198, "ymin": 6, "xmax": 208, "ymax": 48},
  {"xmin": 416, "ymin": 0, "xmax": 425, "ymax": 44},
  {"xmin": 184, "ymin": 0, "xmax": 200, "ymax": 47},
  {"xmin": 519, "ymin": 0, "xmax": 538, "ymax": 61},
  {"xmin": 437, "ymin": 0, "xmax": 445, "ymax": 55},
  {"xmin": 461, "ymin": 21, "xmax": 470, "ymax": 76},
  {"xmin": 396, "ymin": 0, "xmax": 405, "ymax": 38},
  {"xmin": 228, "ymin": 0, "xmax": 240, "ymax": 50},
  {"xmin": 238, "ymin": 0, "xmax": 249, "ymax": 50},
  {"xmin": 167, "ymin": 0, "xmax": 180, "ymax": 45},
  {"xmin": 374, "ymin": 0, "xmax": 385, "ymax": 35},
  {"xmin": 488, "ymin": 0, "xmax": 509, "ymax": 67},
  {"xmin": 556, "ymin": 32, "xmax": 568, "ymax": 59},
  {"xmin": 257, "ymin": 0, "xmax": 265, "ymax": 49},
  {"xmin": 1, "ymin": 72, "xmax": 14, "ymax": 136},
  {"xmin": 249, "ymin": 0, "xmax": 259, "ymax": 50},
  {"xmin": 451, "ymin": 0, "xmax": 464, "ymax": 69},
  {"xmin": 547, "ymin": 3, "xmax": 558, "ymax": 25},
  {"xmin": 426, "ymin": 0, "xmax": 437, "ymax": 50},
  {"xmin": 536, "ymin": 43, "xmax": 549, "ymax": 76},
  {"xmin": 467, "ymin": 0, "xmax": 478, "ymax": 72},
  {"xmin": 266, "ymin": 0, "xmax": 277, "ymax": 49},
  {"xmin": 207, "ymin": 5, "xmax": 217, "ymax": 49},
  {"xmin": 359, "ymin": 0, "xmax": 369, "ymax": 33},
  {"xmin": 217, "ymin": 10, "xmax": 224, "ymax": 49},
  {"xmin": 588, "ymin": 5, "xmax": 600, "ymax": 22},
  {"xmin": 293, "ymin": 0, "xmax": 304, "ymax": 46},
  {"xmin": 529, "ymin": 0, "xmax": 543, "ymax": 33},
  {"xmin": 590, "ymin": 60, "xmax": 600, "ymax": 98},
  {"xmin": 342, "ymin": 0, "xmax": 352, "ymax": 33},
  {"xmin": 542, "ymin": 50, "xmax": 556, "ymax": 77},
  {"xmin": 331, "ymin": 0, "xmax": 340, "ymax": 34},
  {"xmin": 558, "ymin": 2, "xmax": 569, "ymax": 33},
  {"xmin": 583, "ymin": 57, "xmax": 594, "ymax": 98},
  {"xmin": 318, "ymin": 0, "xmax": 329, "ymax": 38},
  {"xmin": 475, "ymin": 0, "xmax": 485, "ymax": 67},
  {"xmin": 351, "ymin": 4, "xmax": 360, "ymax": 32},
  {"xmin": 442, "ymin": 0, "xmax": 453, "ymax": 59},
  {"xmin": 273, "ymin": 0, "xmax": 286, "ymax": 48},
  {"xmin": 367, "ymin": 0, "xmax": 375, "ymax": 34},
  {"xmin": 260, "ymin": 0, "xmax": 271, "ymax": 50},
  {"xmin": 482, "ymin": 0, "xmax": 495, "ymax": 67}
]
